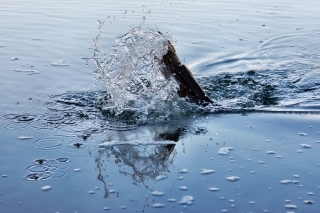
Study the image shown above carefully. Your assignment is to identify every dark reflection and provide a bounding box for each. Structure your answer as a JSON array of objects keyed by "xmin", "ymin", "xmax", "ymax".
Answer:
[{"xmin": 95, "ymin": 124, "xmax": 186, "ymax": 198}]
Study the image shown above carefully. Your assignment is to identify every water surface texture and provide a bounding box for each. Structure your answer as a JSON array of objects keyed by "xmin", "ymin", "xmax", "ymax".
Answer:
[{"xmin": 1, "ymin": 0, "xmax": 320, "ymax": 212}]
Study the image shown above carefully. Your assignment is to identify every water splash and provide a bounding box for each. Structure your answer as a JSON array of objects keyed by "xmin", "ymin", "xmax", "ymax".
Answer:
[{"xmin": 92, "ymin": 22, "xmax": 190, "ymax": 123}]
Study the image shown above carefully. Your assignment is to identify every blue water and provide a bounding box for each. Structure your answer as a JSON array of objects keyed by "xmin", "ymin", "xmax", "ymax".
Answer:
[{"xmin": 1, "ymin": 0, "xmax": 320, "ymax": 212}]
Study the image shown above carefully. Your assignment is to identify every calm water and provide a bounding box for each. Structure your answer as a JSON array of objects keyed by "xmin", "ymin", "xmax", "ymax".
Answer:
[{"xmin": 1, "ymin": 0, "xmax": 320, "ymax": 212}]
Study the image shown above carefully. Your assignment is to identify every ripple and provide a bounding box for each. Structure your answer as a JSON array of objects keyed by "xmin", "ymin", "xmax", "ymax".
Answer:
[
  {"xmin": 27, "ymin": 165, "xmax": 50, "ymax": 173},
  {"xmin": 33, "ymin": 138, "xmax": 65, "ymax": 150},
  {"xmin": 55, "ymin": 157, "xmax": 70, "ymax": 163},
  {"xmin": 25, "ymin": 173, "xmax": 50, "ymax": 181}
]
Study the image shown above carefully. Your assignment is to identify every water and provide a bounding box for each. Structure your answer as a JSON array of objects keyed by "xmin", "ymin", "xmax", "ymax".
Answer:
[{"xmin": 1, "ymin": 0, "xmax": 320, "ymax": 212}]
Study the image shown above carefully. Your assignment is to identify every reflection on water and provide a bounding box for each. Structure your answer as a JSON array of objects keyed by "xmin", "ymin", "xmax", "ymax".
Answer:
[{"xmin": 96, "ymin": 143, "xmax": 176, "ymax": 197}]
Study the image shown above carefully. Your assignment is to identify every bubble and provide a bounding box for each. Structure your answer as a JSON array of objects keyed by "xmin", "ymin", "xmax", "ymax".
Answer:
[
  {"xmin": 266, "ymin": 151, "xmax": 276, "ymax": 154},
  {"xmin": 103, "ymin": 207, "xmax": 110, "ymax": 210},
  {"xmin": 41, "ymin": 185, "xmax": 52, "ymax": 191},
  {"xmin": 88, "ymin": 191, "xmax": 94, "ymax": 194},
  {"xmin": 168, "ymin": 198, "xmax": 176, "ymax": 202},
  {"xmin": 200, "ymin": 169, "xmax": 215, "ymax": 175},
  {"xmin": 151, "ymin": 191, "xmax": 164, "ymax": 196},
  {"xmin": 179, "ymin": 196, "xmax": 193, "ymax": 205},
  {"xmin": 308, "ymin": 192, "xmax": 314, "ymax": 195},
  {"xmin": 209, "ymin": 188, "xmax": 219, "ymax": 191},
  {"xmin": 218, "ymin": 147, "xmax": 234, "ymax": 155},
  {"xmin": 74, "ymin": 168, "xmax": 81, "ymax": 172},
  {"xmin": 226, "ymin": 176, "xmax": 240, "ymax": 182},
  {"xmin": 298, "ymin": 132, "xmax": 307, "ymax": 136},
  {"xmin": 152, "ymin": 203, "xmax": 165, "ymax": 208}
]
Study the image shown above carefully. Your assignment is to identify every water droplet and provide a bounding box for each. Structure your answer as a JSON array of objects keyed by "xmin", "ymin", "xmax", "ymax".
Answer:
[
  {"xmin": 308, "ymin": 192, "xmax": 314, "ymax": 195},
  {"xmin": 280, "ymin": 180, "xmax": 291, "ymax": 184},
  {"xmin": 10, "ymin": 57, "xmax": 19, "ymax": 61},
  {"xmin": 299, "ymin": 132, "xmax": 307, "ymax": 136},
  {"xmin": 155, "ymin": 174, "xmax": 167, "ymax": 181},
  {"xmin": 152, "ymin": 203, "xmax": 165, "ymax": 208},
  {"xmin": 179, "ymin": 196, "xmax": 193, "ymax": 205},
  {"xmin": 151, "ymin": 191, "xmax": 164, "ymax": 196},
  {"xmin": 2, "ymin": 175, "xmax": 7, "ymax": 178},
  {"xmin": 209, "ymin": 188, "xmax": 219, "ymax": 191},
  {"xmin": 168, "ymin": 198, "xmax": 176, "ymax": 202},
  {"xmin": 41, "ymin": 185, "xmax": 51, "ymax": 191},
  {"xmin": 74, "ymin": 168, "xmax": 81, "ymax": 172},
  {"xmin": 266, "ymin": 151, "xmax": 276, "ymax": 154},
  {"xmin": 200, "ymin": 169, "xmax": 215, "ymax": 175},
  {"xmin": 285, "ymin": 204, "xmax": 297, "ymax": 209},
  {"xmin": 88, "ymin": 191, "xmax": 94, "ymax": 194},
  {"xmin": 179, "ymin": 168, "xmax": 188, "ymax": 173},
  {"xmin": 179, "ymin": 186, "xmax": 188, "ymax": 190},
  {"xmin": 300, "ymin": 144, "xmax": 311, "ymax": 148},
  {"xmin": 226, "ymin": 176, "xmax": 240, "ymax": 182},
  {"xmin": 18, "ymin": 136, "xmax": 32, "ymax": 140},
  {"xmin": 103, "ymin": 207, "xmax": 109, "ymax": 210},
  {"xmin": 304, "ymin": 200, "xmax": 313, "ymax": 204},
  {"xmin": 218, "ymin": 147, "xmax": 234, "ymax": 155}
]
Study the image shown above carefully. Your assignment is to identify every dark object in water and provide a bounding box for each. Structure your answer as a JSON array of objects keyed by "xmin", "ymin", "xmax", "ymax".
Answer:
[{"xmin": 161, "ymin": 40, "xmax": 214, "ymax": 106}]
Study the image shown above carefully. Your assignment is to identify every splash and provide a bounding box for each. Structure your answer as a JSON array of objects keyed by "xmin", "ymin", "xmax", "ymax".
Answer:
[{"xmin": 92, "ymin": 23, "xmax": 191, "ymax": 123}]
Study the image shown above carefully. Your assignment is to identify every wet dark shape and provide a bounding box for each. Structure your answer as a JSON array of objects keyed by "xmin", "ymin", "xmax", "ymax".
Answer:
[
  {"xmin": 154, "ymin": 127, "xmax": 186, "ymax": 142},
  {"xmin": 72, "ymin": 142, "xmax": 85, "ymax": 148},
  {"xmin": 161, "ymin": 40, "xmax": 214, "ymax": 106},
  {"xmin": 26, "ymin": 173, "xmax": 40, "ymax": 181},
  {"xmin": 34, "ymin": 159, "xmax": 48, "ymax": 165}
]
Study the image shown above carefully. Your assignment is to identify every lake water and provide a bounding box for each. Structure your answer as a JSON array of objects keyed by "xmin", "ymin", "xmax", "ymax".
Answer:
[{"xmin": 1, "ymin": 0, "xmax": 320, "ymax": 212}]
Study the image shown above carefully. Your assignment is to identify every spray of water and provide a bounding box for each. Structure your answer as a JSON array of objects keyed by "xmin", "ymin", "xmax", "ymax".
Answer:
[{"xmin": 92, "ymin": 21, "xmax": 199, "ymax": 123}]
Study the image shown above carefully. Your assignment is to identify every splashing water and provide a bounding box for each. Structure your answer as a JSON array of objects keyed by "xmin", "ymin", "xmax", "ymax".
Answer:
[{"xmin": 92, "ymin": 23, "xmax": 194, "ymax": 123}]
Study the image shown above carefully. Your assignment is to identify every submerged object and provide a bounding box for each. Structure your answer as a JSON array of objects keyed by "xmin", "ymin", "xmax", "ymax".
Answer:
[{"xmin": 161, "ymin": 40, "xmax": 214, "ymax": 106}]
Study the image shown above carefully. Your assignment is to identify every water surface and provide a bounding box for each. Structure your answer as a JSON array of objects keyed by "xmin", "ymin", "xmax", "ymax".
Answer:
[{"xmin": 1, "ymin": 0, "xmax": 320, "ymax": 212}]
